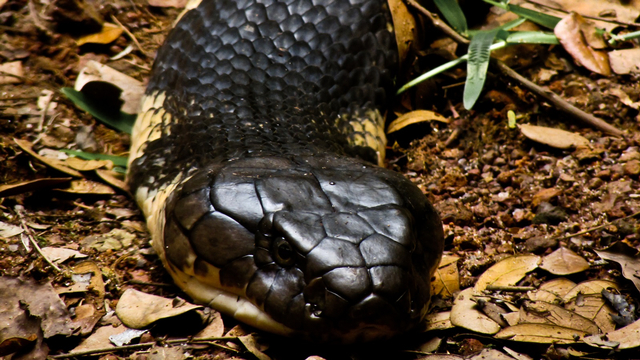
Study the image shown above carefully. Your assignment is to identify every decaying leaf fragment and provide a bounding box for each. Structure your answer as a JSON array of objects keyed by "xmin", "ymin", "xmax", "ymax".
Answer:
[
  {"xmin": 450, "ymin": 288, "xmax": 501, "ymax": 334},
  {"xmin": 431, "ymin": 254, "xmax": 460, "ymax": 298},
  {"xmin": 518, "ymin": 124, "xmax": 589, "ymax": 149},
  {"xmin": 115, "ymin": 289, "xmax": 203, "ymax": 329},
  {"xmin": 518, "ymin": 300, "xmax": 600, "ymax": 334},
  {"xmin": 595, "ymin": 241, "xmax": 640, "ymax": 294},
  {"xmin": 474, "ymin": 255, "xmax": 540, "ymax": 294},
  {"xmin": 554, "ymin": 12, "xmax": 611, "ymax": 76},
  {"xmin": 496, "ymin": 323, "xmax": 588, "ymax": 344},
  {"xmin": 585, "ymin": 317, "xmax": 640, "ymax": 350}
]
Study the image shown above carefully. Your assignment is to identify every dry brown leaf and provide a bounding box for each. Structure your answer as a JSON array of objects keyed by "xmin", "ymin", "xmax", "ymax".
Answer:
[
  {"xmin": 527, "ymin": 277, "xmax": 576, "ymax": 302},
  {"xmin": 424, "ymin": 311, "xmax": 453, "ymax": 332},
  {"xmin": 116, "ymin": 289, "xmax": 203, "ymax": 329},
  {"xmin": 469, "ymin": 349, "xmax": 515, "ymax": 360},
  {"xmin": 73, "ymin": 262, "xmax": 106, "ymax": 300},
  {"xmin": 502, "ymin": 312, "xmax": 520, "ymax": 327},
  {"xmin": 496, "ymin": 323, "xmax": 588, "ymax": 344},
  {"xmin": 39, "ymin": 247, "xmax": 88, "ymax": 264},
  {"xmin": 71, "ymin": 324, "xmax": 124, "ymax": 354},
  {"xmin": 431, "ymin": 254, "xmax": 460, "ymax": 298},
  {"xmin": 416, "ymin": 336, "xmax": 442, "ymax": 353},
  {"xmin": 77, "ymin": 23, "xmax": 123, "ymax": 46},
  {"xmin": 554, "ymin": 12, "xmax": 611, "ymax": 76},
  {"xmin": 148, "ymin": 0, "xmax": 188, "ymax": 7},
  {"xmin": 387, "ymin": 0, "xmax": 416, "ymax": 69},
  {"xmin": 563, "ymin": 279, "xmax": 619, "ymax": 301},
  {"xmin": 195, "ymin": 311, "xmax": 225, "ymax": 338},
  {"xmin": 238, "ymin": 334, "xmax": 271, "ymax": 360},
  {"xmin": 63, "ymin": 157, "xmax": 111, "ymax": 171},
  {"xmin": 519, "ymin": 124, "xmax": 590, "ymax": 149},
  {"xmin": 0, "ymin": 178, "xmax": 72, "ymax": 198},
  {"xmin": 73, "ymin": 303, "xmax": 105, "ymax": 336},
  {"xmin": 540, "ymin": 247, "xmax": 590, "ymax": 275},
  {"xmin": 450, "ymin": 288, "xmax": 501, "ymax": 335},
  {"xmin": 0, "ymin": 61, "xmax": 24, "ymax": 84},
  {"xmin": 96, "ymin": 169, "xmax": 129, "ymax": 193},
  {"xmin": 0, "ymin": 221, "xmax": 24, "ymax": 239},
  {"xmin": 565, "ymin": 294, "xmax": 616, "ymax": 334},
  {"xmin": 585, "ymin": 317, "xmax": 640, "ymax": 349},
  {"xmin": 14, "ymin": 139, "xmax": 83, "ymax": 177},
  {"xmin": 596, "ymin": 241, "xmax": 640, "ymax": 294},
  {"xmin": 474, "ymin": 255, "xmax": 540, "ymax": 294},
  {"xmin": 75, "ymin": 60, "xmax": 145, "ymax": 114},
  {"xmin": 608, "ymin": 49, "xmax": 640, "ymax": 75},
  {"xmin": 81, "ymin": 228, "xmax": 136, "ymax": 252},
  {"xmin": 55, "ymin": 179, "xmax": 115, "ymax": 195},
  {"xmin": 387, "ymin": 110, "xmax": 449, "ymax": 134},
  {"xmin": 519, "ymin": 300, "xmax": 600, "ymax": 334}
]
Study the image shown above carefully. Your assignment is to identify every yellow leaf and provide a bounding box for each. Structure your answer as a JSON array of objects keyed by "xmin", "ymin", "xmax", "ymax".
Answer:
[
  {"xmin": 387, "ymin": 110, "xmax": 449, "ymax": 134},
  {"xmin": 77, "ymin": 23, "xmax": 123, "ymax": 46}
]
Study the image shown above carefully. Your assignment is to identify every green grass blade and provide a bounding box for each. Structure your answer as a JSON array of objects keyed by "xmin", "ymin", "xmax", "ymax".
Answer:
[
  {"xmin": 397, "ymin": 41, "xmax": 507, "ymax": 94},
  {"xmin": 61, "ymin": 88, "xmax": 135, "ymax": 134},
  {"xmin": 464, "ymin": 29, "xmax": 499, "ymax": 110},
  {"xmin": 433, "ymin": 0, "xmax": 468, "ymax": 34},
  {"xmin": 506, "ymin": 31, "xmax": 559, "ymax": 44},
  {"xmin": 60, "ymin": 149, "xmax": 129, "ymax": 167}
]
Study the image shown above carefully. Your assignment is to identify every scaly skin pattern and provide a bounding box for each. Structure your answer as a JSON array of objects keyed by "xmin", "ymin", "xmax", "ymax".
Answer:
[{"xmin": 127, "ymin": 0, "xmax": 444, "ymax": 343}]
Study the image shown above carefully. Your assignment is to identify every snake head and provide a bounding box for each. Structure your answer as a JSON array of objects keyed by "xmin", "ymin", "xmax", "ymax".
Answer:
[{"xmin": 159, "ymin": 155, "xmax": 443, "ymax": 343}]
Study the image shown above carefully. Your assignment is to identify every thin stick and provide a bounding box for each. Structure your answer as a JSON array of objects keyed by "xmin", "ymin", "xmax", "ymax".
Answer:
[
  {"xmin": 491, "ymin": 59, "xmax": 624, "ymax": 136},
  {"xmin": 486, "ymin": 285, "xmax": 536, "ymax": 292},
  {"xmin": 15, "ymin": 205, "xmax": 62, "ymax": 272},
  {"xmin": 50, "ymin": 336, "xmax": 240, "ymax": 359},
  {"xmin": 559, "ymin": 209, "xmax": 640, "ymax": 240},
  {"xmin": 111, "ymin": 15, "xmax": 145, "ymax": 56},
  {"xmin": 405, "ymin": 0, "xmax": 469, "ymax": 45}
]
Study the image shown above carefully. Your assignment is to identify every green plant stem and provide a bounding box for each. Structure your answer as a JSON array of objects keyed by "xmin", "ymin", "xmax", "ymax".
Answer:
[
  {"xmin": 396, "ymin": 41, "xmax": 507, "ymax": 94},
  {"xmin": 609, "ymin": 30, "xmax": 640, "ymax": 45}
]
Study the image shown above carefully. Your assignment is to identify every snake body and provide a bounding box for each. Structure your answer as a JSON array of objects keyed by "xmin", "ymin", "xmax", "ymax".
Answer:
[{"xmin": 127, "ymin": 0, "xmax": 444, "ymax": 342}]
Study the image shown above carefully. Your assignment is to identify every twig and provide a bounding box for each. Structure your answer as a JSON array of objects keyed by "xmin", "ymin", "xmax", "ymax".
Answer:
[
  {"xmin": 0, "ymin": 70, "xmax": 27, "ymax": 82},
  {"xmin": 111, "ymin": 14, "xmax": 146, "ymax": 56},
  {"xmin": 14, "ymin": 205, "xmax": 62, "ymax": 272},
  {"xmin": 559, "ymin": 209, "xmax": 640, "ymax": 240},
  {"xmin": 525, "ymin": 0, "xmax": 640, "ymax": 28},
  {"xmin": 486, "ymin": 285, "xmax": 536, "ymax": 292},
  {"xmin": 491, "ymin": 59, "xmax": 624, "ymax": 136},
  {"xmin": 49, "ymin": 336, "xmax": 239, "ymax": 359},
  {"xmin": 404, "ymin": 0, "xmax": 469, "ymax": 45}
]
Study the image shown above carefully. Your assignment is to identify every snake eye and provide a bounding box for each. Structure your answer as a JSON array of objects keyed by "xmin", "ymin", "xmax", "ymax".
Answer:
[{"xmin": 273, "ymin": 237, "xmax": 295, "ymax": 267}]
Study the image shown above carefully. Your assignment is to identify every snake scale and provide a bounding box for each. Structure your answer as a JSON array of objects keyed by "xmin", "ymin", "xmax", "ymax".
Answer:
[{"xmin": 127, "ymin": 0, "xmax": 444, "ymax": 342}]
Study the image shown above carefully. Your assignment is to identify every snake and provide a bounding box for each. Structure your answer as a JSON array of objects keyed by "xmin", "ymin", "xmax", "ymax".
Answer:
[{"xmin": 127, "ymin": 0, "xmax": 444, "ymax": 343}]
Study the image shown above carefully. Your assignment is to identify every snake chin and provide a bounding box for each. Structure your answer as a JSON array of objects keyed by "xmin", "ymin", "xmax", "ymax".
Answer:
[{"xmin": 158, "ymin": 155, "xmax": 443, "ymax": 342}]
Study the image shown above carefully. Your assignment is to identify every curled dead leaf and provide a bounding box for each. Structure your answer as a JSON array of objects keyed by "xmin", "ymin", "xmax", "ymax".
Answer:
[
  {"xmin": 387, "ymin": 110, "xmax": 449, "ymax": 134},
  {"xmin": 554, "ymin": 12, "xmax": 611, "ymax": 76},
  {"xmin": 518, "ymin": 124, "xmax": 589, "ymax": 149},
  {"xmin": 77, "ymin": 23, "xmax": 123, "ymax": 46}
]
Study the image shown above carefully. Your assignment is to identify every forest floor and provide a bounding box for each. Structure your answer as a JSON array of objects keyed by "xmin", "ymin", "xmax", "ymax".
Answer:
[{"xmin": 1, "ymin": 0, "xmax": 640, "ymax": 359}]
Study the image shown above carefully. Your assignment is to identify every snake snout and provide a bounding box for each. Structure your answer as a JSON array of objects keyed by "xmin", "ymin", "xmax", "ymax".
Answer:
[{"xmin": 160, "ymin": 156, "xmax": 443, "ymax": 341}]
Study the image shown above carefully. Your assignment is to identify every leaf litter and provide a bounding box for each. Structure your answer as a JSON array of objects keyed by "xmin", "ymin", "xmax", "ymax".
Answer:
[{"xmin": 2, "ymin": 0, "xmax": 640, "ymax": 358}]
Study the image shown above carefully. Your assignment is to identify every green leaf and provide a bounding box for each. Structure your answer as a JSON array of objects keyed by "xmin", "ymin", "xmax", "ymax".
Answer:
[
  {"xmin": 433, "ymin": 0, "xmax": 468, "ymax": 34},
  {"xmin": 61, "ymin": 87, "xmax": 135, "ymax": 134},
  {"xmin": 60, "ymin": 149, "xmax": 129, "ymax": 167},
  {"xmin": 507, "ymin": 4, "xmax": 560, "ymax": 29},
  {"xmin": 464, "ymin": 29, "xmax": 499, "ymax": 110},
  {"xmin": 506, "ymin": 31, "xmax": 559, "ymax": 44},
  {"xmin": 483, "ymin": 1, "xmax": 560, "ymax": 29}
]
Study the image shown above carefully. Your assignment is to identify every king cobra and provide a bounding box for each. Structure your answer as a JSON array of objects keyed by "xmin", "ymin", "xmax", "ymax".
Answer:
[{"xmin": 127, "ymin": 0, "xmax": 444, "ymax": 342}]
